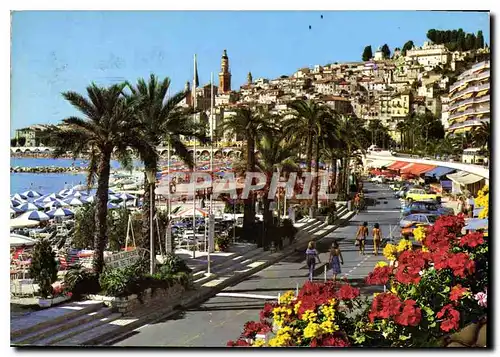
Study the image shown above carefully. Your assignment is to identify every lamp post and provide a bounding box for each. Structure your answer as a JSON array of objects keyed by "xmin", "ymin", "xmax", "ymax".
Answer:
[{"xmin": 146, "ymin": 170, "xmax": 156, "ymax": 275}]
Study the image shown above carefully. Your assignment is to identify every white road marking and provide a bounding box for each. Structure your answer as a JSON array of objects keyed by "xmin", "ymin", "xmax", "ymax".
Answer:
[
  {"xmin": 366, "ymin": 210, "xmax": 401, "ymax": 213},
  {"xmin": 216, "ymin": 292, "xmax": 278, "ymax": 300}
]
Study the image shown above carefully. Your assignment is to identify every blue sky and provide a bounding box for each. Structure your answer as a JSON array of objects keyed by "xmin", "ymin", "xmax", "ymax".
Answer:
[{"xmin": 10, "ymin": 10, "xmax": 490, "ymax": 135}]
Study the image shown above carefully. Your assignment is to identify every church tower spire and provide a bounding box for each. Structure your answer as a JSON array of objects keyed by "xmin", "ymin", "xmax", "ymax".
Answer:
[
  {"xmin": 218, "ymin": 49, "xmax": 231, "ymax": 94},
  {"xmin": 247, "ymin": 71, "xmax": 253, "ymax": 85}
]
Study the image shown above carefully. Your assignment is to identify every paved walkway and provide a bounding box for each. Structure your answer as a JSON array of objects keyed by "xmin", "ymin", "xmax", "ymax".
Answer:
[{"xmin": 112, "ymin": 182, "xmax": 400, "ymax": 347}]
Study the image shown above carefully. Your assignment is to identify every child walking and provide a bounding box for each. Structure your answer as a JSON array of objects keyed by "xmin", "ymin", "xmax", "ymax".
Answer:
[
  {"xmin": 373, "ymin": 223, "xmax": 382, "ymax": 256},
  {"xmin": 329, "ymin": 241, "xmax": 344, "ymax": 284},
  {"xmin": 306, "ymin": 241, "xmax": 321, "ymax": 282}
]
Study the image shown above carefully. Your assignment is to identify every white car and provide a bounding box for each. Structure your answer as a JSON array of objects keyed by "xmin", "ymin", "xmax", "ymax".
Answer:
[{"xmin": 370, "ymin": 176, "xmax": 385, "ymax": 183}]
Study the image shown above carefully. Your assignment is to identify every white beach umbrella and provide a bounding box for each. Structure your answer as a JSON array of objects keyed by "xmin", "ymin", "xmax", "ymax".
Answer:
[
  {"xmin": 10, "ymin": 206, "xmax": 23, "ymax": 215},
  {"xmin": 63, "ymin": 197, "xmax": 85, "ymax": 206},
  {"xmin": 47, "ymin": 207, "xmax": 75, "ymax": 218},
  {"xmin": 117, "ymin": 192, "xmax": 136, "ymax": 201},
  {"xmin": 72, "ymin": 191, "xmax": 88, "ymax": 198},
  {"xmin": 10, "ymin": 233, "xmax": 37, "ymax": 247},
  {"xmin": 108, "ymin": 194, "xmax": 120, "ymax": 201},
  {"xmin": 10, "ymin": 217, "xmax": 40, "ymax": 229},
  {"xmin": 39, "ymin": 193, "xmax": 63, "ymax": 203},
  {"xmin": 43, "ymin": 199, "xmax": 69, "ymax": 209},
  {"xmin": 12, "ymin": 193, "xmax": 27, "ymax": 201},
  {"xmin": 10, "ymin": 199, "xmax": 23, "ymax": 207},
  {"xmin": 83, "ymin": 195, "xmax": 95, "ymax": 203},
  {"xmin": 107, "ymin": 202, "xmax": 119, "ymax": 210},
  {"xmin": 19, "ymin": 210, "xmax": 50, "ymax": 222},
  {"xmin": 59, "ymin": 188, "xmax": 75, "ymax": 197},
  {"xmin": 17, "ymin": 202, "xmax": 43, "ymax": 212},
  {"xmin": 22, "ymin": 190, "xmax": 43, "ymax": 198}
]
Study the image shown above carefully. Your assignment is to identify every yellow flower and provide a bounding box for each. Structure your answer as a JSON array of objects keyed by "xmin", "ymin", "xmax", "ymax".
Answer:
[
  {"xmin": 279, "ymin": 291, "xmax": 295, "ymax": 305},
  {"xmin": 320, "ymin": 305, "xmax": 336, "ymax": 322},
  {"xmin": 397, "ymin": 239, "xmax": 412, "ymax": 252},
  {"xmin": 383, "ymin": 243, "xmax": 398, "ymax": 261},
  {"xmin": 413, "ymin": 226, "xmax": 426, "ymax": 242},
  {"xmin": 268, "ymin": 327, "xmax": 293, "ymax": 347},
  {"xmin": 293, "ymin": 300, "xmax": 302, "ymax": 315},
  {"xmin": 390, "ymin": 285, "xmax": 398, "ymax": 294},
  {"xmin": 252, "ymin": 338, "xmax": 266, "ymax": 347},
  {"xmin": 303, "ymin": 322, "xmax": 323, "ymax": 339},
  {"xmin": 320, "ymin": 320, "xmax": 339, "ymax": 333},
  {"xmin": 421, "ymin": 246, "xmax": 429, "ymax": 253},
  {"xmin": 375, "ymin": 261, "xmax": 388, "ymax": 268},
  {"xmin": 301, "ymin": 310, "xmax": 318, "ymax": 323}
]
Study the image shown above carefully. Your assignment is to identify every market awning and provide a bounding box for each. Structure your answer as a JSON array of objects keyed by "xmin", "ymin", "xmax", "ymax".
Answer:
[
  {"xmin": 367, "ymin": 159, "xmax": 395, "ymax": 168},
  {"xmin": 425, "ymin": 166, "xmax": 456, "ymax": 178},
  {"xmin": 447, "ymin": 171, "xmax": 484, "ymax": 186},
  {"xmin": 400, "ymin": 163, "xmax": 436, "ymax": 175},
  {"xmin": 387, "ymin": 161, "xmax": 408, "ymax": 170}
]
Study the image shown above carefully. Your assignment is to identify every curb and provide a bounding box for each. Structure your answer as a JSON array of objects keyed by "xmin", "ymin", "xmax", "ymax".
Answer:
[{"xmin": 96, "ymin": 209, "xmax": 356, "ymax": 346}]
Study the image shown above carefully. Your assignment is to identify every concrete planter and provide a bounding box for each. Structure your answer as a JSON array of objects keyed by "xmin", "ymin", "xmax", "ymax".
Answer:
[
  {"xmin": 443, "ymin": 316, "xmax": 487, "ymax": 347},
  {"xmin": 37, "ymin": 294, "xmax": 71, "ymax": 308},
  {"xmin": 86, "ymin": 283, "xmax": 186, "ymax": 315}
]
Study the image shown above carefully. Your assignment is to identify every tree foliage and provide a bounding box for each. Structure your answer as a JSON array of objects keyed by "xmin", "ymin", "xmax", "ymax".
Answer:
[
  {"xmin": 401, "ymin": 40, "xmax": 414, "ymax": 56},
  {"xmin": 29, "ymin": 239, "xmax": 58, "ymax": 298},
  {"xmin": 362, "ymin": 45, "xmax": 373, "ymax": 61},
  {"xmin": 381, "ymin": 44, "xmax": 391, "ymax": 59},
  {"xmin": 426, "ymin": 28, "xmax": 485, "ymax": 51}
]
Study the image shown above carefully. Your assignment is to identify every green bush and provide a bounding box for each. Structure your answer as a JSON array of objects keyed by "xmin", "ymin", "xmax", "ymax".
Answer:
[
  {"xmin": 215, "ymin": 235, "xmax": 231, "ymax": 251},
  {"xmin": 63, "ymin": 265, "xmax": 100, "ymax": 299},
  {"xmin": 159, "ymin": 253, "xmax": 192, "ymax": 275},
  {"xmin": 29, "ymin": 239, "xmax": 58, "ymax": 298},
  {"xmin": 99, "ymin": 259, "xmax": 148, "ymax": 297}
]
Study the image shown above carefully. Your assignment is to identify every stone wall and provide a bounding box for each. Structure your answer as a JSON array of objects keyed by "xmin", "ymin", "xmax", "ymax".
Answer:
[{"xmin": 87, "ymin": 283, "xmax": 186, "ymax": 315}]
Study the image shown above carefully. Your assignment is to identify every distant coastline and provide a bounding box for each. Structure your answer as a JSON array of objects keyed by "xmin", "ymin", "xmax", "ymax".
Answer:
[{"xmin": 10, "ymin": 152, "xmax": 87, "ymax": 160}]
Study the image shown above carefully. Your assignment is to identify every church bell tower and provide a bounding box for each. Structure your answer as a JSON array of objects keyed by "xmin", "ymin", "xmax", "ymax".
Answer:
[{"xmin": 218, "ymin": 49, "xmax": 231, "ymax": 94}]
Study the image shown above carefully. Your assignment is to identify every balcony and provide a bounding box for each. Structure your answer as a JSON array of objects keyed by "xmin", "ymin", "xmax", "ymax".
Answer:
[
  {"xmin": 448, "ymin": 105, "xmax": 490, "ymax": 122},
  {"xmin": 450, "ymin": 83, "xmax": 490, "ymax": 102},
  {"xmin": 455, "ymin": 61, "xmax": 490, "ymax": 82},
  {"xmin": 450, "ymin": 70, "xmax": 490, "ymax": 93},
  {"xmin": 448, "ymin": 95, "xmax": 490, "ymax": 112},
  {"xmin": 448, "ymin": 118, "xmax": 489, "ymax": 131}
]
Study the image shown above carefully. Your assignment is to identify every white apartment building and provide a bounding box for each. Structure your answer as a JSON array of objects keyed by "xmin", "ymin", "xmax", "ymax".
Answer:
[{"xmin": 405, "ymin": 41, "xmax": 451, "ymax": 68}]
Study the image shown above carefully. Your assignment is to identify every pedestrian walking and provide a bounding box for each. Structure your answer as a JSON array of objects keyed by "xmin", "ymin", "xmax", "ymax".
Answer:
[
  {"xmin": 373, "ymin": 223, "xmax": 382, "ymax": 256},
  {"xmin": 306, "ymin": 241, "xmax": 321, "ymax": 282},
  {"xmin": 329, "ymin": 241, "xmax": 344, "ymax": 284},
  {"xmin": 356, "ymin": 222, "xmax": 368, "ymax": 255}
]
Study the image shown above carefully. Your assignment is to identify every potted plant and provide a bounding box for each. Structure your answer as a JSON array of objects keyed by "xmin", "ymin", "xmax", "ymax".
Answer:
[
  {"xmin": 215, "ymin": 235, "xmax": 231, "ymax": 252},
  {"xmin": 29, "ymin": 239, "xmax": 60, "ymax": 307}
]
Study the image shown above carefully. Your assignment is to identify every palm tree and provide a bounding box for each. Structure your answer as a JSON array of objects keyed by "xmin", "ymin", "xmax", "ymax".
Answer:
[
  {"xmin": 125, "ymin": 74, "xmax": 207, "ymax": 257},
  {"xmin": 220, "ymin": 106, "xmax": 266, "ymax": 242},
  {"xmin": 285, "ymin": 100, "xmax": 331, "ymax": 217},
  {"xmin": 255, "ymin": 128, "xmax": 299, "ymax": 246},
  {"xmin": 472, "ymin": 121, "xmax": 490, "ymax": 154},
  {"xmin": 45, "ymin": 83, "xmax": 155, "ymax": 274}
]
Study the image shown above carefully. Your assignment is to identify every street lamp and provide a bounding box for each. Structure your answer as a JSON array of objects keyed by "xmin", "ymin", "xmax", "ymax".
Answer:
[{"xmin": 146, "ymin": 169, "xmax": 156, "ymax": 275}]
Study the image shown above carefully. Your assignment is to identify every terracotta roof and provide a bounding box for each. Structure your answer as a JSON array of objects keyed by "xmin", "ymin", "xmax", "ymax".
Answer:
[{"xmin": 322, "ymin": 95, "xmax": 350, "ymax": 102}]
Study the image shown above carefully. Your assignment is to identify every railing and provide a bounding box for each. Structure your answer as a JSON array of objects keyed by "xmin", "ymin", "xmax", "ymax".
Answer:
[
  {"xmin": 448, "ymin": 95, "xmax": 490, "ymax": 112},
  {"xmin": 448, "ymin": 105, "xmax": 490, "ymax": 121},
  {"xmin": 455, "ymin": 61, "xmax": 490, "ymax": 82},
  {"xmin": 450, "ymin": 70, "xmax": 490, "ymax": 92},
  {"xmin": 450, "ymin": 83, "xmax": 490, "ymax": 102},
  {"xmin": 448, "ymin": 120, "xmax": 485, "ymax": 130}
]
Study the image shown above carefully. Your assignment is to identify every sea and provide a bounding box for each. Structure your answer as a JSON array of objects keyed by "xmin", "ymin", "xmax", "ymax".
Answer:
[{"xmin": 10, "ymin": 157, "xmax": 144, "ymax": 195}]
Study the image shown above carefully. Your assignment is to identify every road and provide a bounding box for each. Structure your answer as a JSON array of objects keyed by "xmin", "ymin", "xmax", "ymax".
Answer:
[{"xmin": 112, "ymin": 182, "xmax": 402, "ymax": 347}]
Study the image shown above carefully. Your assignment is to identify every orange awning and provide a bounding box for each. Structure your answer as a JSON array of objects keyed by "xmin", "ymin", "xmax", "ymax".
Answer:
[
  {"xmin": 388, "ymin": 161, "xmax": 408, "ymax": 170},
  {"xmin": 400, "ymin": 163, "xmax": 436, "ymax": 175}
]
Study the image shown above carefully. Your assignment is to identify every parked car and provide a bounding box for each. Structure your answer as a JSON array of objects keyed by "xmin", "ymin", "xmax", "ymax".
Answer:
[
  {"xmin": 400, "ymin": 213, "xmax": 439, "ymax": 228},
  {"xmin": 400, "ymin": 213, "xmax": 439, "ymax": 239},
  {"xmin": 370, "ymin": 176, "xmax": 385, "ymax": 184},
  {"xmin": 401, "ymin": 201, "xmax": 454, "ymax": 217},
  {"xmin": 405, "ymin": 188, "xmax": 441, "ymax": 203}
]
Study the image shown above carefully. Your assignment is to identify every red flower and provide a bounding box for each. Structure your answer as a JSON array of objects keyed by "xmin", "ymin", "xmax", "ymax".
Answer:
[
  {"xmin": 448, "ymin": 252, "xmax": 475, "ymax": 278},
  {"xmin": 260, "ymin": 302, "xmax": 276, "ymax": 321},
  {"xmin": 319, "ymin": 336, "xmax": 351, "ymax": 347},
  {"xmin": 459, "ymin": 232, "xmax": 485, "ymax": 248},
  {"xmin": 431, "ymin": 249, "xmax": 451, "ymax": 270},
  {"xmin": 394, "ymin": 300, "xmax": 422, "ymax": 327},
  {"xmin": 227, "ymin": 339, "xmax": 251, "ymax": 347},
  {"xmin": 369, "ymin": 293, "xmax": 402, "ymax": 322},
  {"xmin": 437, "ymin": 304, "xmax": 460, "ymax": 332},
  {"xmin": 336, "ymin": 283, "xmax": 360, "ymax": 300},
  {"xmin": 242, "ymin": 321, "xmax": 271, "ymax": 338},
  {"xmin": 365, "ymin": 266, "xmax": 392, "ymax": 285},
  {"xmin": 393, "ymin": 250, "xmax": 430, "ymax": 285},
  {"xmin": 449, "ymin": 284, "xmax": 468, "ymax": 302}
]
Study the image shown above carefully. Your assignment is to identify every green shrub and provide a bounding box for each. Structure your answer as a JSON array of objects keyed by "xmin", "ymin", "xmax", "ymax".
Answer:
[
  {"xmin": 159, "ymin": 253, "xmax": 192, "ymax": 275},
  {"xmin": 29, "ymin": 239, "xmax": 58, "ymax": 298},
  {"xmin": 63, "ymin": 265, "xmax": 100, "ymax": 299},
  {"xmin": 215, "ymin": 235, "xmax": 231, "ymax": 252},
  {"xmin": 99, "ymin": 259, "xmax": 148, "ymax": 297}
]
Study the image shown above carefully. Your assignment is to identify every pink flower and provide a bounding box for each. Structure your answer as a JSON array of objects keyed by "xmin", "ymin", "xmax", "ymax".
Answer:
[{"xmin": 474, "ymin": 291, "xmax": 487, "ymax": 307}]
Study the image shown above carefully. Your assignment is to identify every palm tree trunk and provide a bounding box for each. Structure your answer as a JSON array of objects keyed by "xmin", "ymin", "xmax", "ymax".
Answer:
[
  {"xmin": 141, "ymin": 162, "xmax": 156, "ymax": 264},
  {"xmin": 311, "ymin": 135, "xmax": 320, "ymax": 217},
  {"xmin": 306, "ymin": 132, "xmax": 313, "ymax": 216},
  {"xmin": 262, "ymin": 193, "xmax": 272, "ymax": 248},
  {"xmin": 331, "ymin": 158, "xmax": 337, "ymax": 193},
  {"xmin": 93, "ymin": 151, "xmax": 112, "ymax": 274},
  {"xmin": 243, "ymin": 135, "xmax": 256, "ymax": 242}
]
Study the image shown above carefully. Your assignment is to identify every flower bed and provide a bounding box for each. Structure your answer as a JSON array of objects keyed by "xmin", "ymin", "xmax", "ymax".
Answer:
[{"xmin": 228, "ymin": 213, "xmax": 488, "ymax": 348}]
